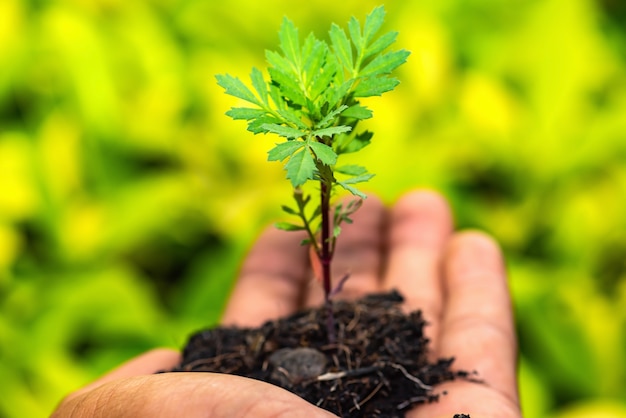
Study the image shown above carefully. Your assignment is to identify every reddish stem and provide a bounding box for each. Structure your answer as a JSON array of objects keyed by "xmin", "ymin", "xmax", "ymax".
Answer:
[{"xmin": 320, "ymin": 180, "xmax": 336, "ymax": 343}]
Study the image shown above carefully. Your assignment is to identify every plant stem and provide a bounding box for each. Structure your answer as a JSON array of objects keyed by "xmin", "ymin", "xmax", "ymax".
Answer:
[{"xmin": 319, "ymin": 179, "xmax": 336, "ymax": 343}]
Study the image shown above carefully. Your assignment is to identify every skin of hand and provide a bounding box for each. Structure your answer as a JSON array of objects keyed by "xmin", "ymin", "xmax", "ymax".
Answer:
[{"xmin": 51, "ymin": 190, "xmax": 521, "ymax": 418}]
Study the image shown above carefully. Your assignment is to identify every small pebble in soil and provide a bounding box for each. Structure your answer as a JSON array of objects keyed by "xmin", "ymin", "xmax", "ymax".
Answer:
[{"xmin": 269, "ymin": 347, "xmax": 327, "ymax": 385}]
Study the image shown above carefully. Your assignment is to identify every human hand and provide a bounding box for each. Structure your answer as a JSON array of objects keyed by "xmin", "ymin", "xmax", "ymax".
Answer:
[
  {"xmin": 222, "ymin": 189, "xmax": 521, "ymax": 418},
  {"xmin": 52, "ymin": 189, "xmax": 520, "ymax": 418}
]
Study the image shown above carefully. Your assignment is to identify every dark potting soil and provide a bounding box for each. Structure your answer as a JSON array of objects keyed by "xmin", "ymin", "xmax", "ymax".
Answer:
[{"xmin": 166, "ymin": 290, "xmax": 474, "ymax": 418}]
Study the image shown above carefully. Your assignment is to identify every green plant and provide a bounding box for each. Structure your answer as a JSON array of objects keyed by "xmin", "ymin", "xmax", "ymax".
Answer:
[{"xmin": 217, "ymin": 5, "xmax": 408, "ymax": 340}]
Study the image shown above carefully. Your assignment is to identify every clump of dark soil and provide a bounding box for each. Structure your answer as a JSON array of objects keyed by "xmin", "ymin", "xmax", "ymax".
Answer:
[{"xmin": 166, "ymin": 290, "xmax": 473, "ymax": 418}]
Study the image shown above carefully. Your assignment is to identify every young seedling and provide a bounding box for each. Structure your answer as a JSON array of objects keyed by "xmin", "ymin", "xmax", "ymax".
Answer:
[{"xmin": 217, "ymin": 6, "xmax": 409, "ymax": 342}]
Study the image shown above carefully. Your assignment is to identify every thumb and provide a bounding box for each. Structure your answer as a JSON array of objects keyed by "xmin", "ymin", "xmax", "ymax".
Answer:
[{"xmin": 53, "ymin": 372, "xmax": 338, "ymax": 418}]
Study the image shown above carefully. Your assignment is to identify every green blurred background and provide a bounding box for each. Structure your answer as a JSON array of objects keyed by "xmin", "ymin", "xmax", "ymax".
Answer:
[{"xmin": 1, "ymin": 0, "xmax": 625, "ymax": 416}]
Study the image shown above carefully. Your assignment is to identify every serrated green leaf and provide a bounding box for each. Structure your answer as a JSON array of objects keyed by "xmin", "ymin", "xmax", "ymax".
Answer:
[
  {"xmin": 277, "ymin": 109, "xmax": 308, "ymax": 130},
  {"xmin": 316, "ymin": 105, "xmax": 348, "ymax": 129},
  {"xmin": 302, "ymin": 32, "xmax": 316, "ymax": 59},
  {"xmin": 275, "ymin": 221, "xmax": 306, "ymax": 231},
  {"xmin": 216, "ymin": 74, "xmax": 260, "ymax": 106},
  {"xmin": 250, "ymin": 67, "xmax": 269, "ymax": 105},
  {"xmin": 268, "ymin": 67, "xmax": 307, "ymax": 106},
  {"xmin": 354, "ymin": 76, "xmax": 400, "ymax": 97},
  {"xmin": 333, "ymin": 225, "xmax": 342, "ymax": 238},
  {"xmin": 268, "ymin": 141, "xmax": 306, "ymax": 161},
  {"xmin": 340, "ymin": 173, "xmax": 375, "ymax": 184},
  {"xmin": 363, "ymin": 31, "xmax": 398, "ymax": 61},
  {"xmin": 337, "ymin": 181, "xmax": 367, "ymax": 198},
  {"xmin": 310, "ymin": 54, "xmax": 337, "ymax": 100},
  {"xmin": 325, "ymin": 79, "xmax": 353, "ymax": 110},
  {"xmin": 341, "ymin": 105, "xmax": 372, "ymax": 119},
  {"xmin": 269, "ymin": 84, "xmax": 286, "ymax": 109},
  {"xmin": 335, "ymin": 164, "xmax": 368, "ymax": 176},
  {"xmin": 304, "ymin": 97, "xmax": 318, "ymax": 118},
  {"xmin": 266, "ymin": 50, "xmax": 296, "ymax": 76},
  {"xmin": 262, "ymin": 123, "xmax": 307, "ymax": 139},
  {"xmin": 279, "ymin": 17, "xmax": 301, "ymax": 68},
  {"xmin": 226, "ymin": 107, "xmax": 266, "ymax": 120},
  {"xmin": 329, "ymin": 23, "xmax": 353, "ymax": 71},
  {"xmin": 285, "ymin": 148, "xmax": 316, "ymax": 187},
  {"xmin": 247, "ymin": 115, "xmax": 282, "ymax": 134},
  {"xmin": 303, "ymin": 36, "xmax": 327, "ymax": 87},
  {"xmin": 359, "ymin": 50, "xmax": 410, "ymax": 78},
  {"xmin": 309, "ymin": 141, "xmax": 337, "ymax": 165},
  {"xmin": 336, "ymin": 130, "xmax": 373, "ymax": 154},
  {"xmin": 363, "ymin": 6, "xmax": 386, "ymax": 45},
  {"xmin": 348, "ymin": 16, "xmax": 362, "ymax": 54},
  {"xmin": 313, "ymin": 125, "xmax": 352, "ymax": 138}
]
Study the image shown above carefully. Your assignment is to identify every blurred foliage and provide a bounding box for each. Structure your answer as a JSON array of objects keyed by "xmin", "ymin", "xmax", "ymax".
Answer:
[{"xmin": 0, "ymin": 0, "xmax": 625, "ymax": 417}]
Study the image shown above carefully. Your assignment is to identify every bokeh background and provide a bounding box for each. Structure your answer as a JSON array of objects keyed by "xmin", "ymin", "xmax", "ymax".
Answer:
[{"xmin": 1, "ymin": 0, "xmax": 625, "ymax": 417}]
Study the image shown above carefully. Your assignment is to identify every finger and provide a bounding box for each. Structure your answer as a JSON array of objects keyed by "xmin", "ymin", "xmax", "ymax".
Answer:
[
  {"xmin": 53, "ymin": 373, "xmax": 338, "ymax": 418},
  {"xmin": 383, "ymin": 190, "xmax": 453, "ymax": 350},
  {"xmin": 222, "ymin": 226, "xmax": 310, "ymax": 327},
  {"xmin": 306, "ymin": 195, "xmax": 386, "ymax": 306},
  {"xmin": 438, "ymin": 231, "xmax": 518, "ymax": 403}
]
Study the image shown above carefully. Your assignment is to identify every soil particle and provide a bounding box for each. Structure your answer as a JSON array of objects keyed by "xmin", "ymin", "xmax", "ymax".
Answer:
[{"xmin": 166, "ymin": 290, "xmax": 475, "ymax": 417}]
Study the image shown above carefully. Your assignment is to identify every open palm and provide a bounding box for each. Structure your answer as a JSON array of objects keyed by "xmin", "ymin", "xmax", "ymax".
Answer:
[{"xmin": 52, "ymin": 190, "xmax": 521, "ymax": 418}]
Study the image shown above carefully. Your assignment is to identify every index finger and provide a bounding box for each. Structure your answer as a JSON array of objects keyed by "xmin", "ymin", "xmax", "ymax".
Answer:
[{"xmin": 221, "ymin": 227, "xmax": 311, "ymax": 327}]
